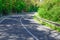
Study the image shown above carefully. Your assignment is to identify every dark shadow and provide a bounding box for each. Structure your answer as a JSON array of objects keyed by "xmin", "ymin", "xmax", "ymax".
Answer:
[
  {"xmin": 0, "ymin": 24, "xmax": 57, "ymax": 40},
  {"xmin": 0, "ymin": 19, "xmax": 20, "ymax": 24}
]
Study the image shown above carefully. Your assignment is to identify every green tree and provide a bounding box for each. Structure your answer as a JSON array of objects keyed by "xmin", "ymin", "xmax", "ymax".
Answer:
[
  {"xmin": 0, "ymin": 0, "xmax": 2, "ymax": 16},
  {"xmin": 38, "ymin": 0, "xmax": 60, "ymax": 23}
]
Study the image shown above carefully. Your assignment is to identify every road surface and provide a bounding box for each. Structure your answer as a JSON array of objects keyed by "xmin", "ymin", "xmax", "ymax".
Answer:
[{"xmin": 0, "ymin": 13, "xmax": 60, "ymax": 40}]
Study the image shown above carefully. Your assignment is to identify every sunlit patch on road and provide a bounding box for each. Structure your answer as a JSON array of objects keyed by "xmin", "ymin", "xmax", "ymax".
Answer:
[{"xmin": 0, "ymin": 32, "xmax": 9, "ymax": 39}]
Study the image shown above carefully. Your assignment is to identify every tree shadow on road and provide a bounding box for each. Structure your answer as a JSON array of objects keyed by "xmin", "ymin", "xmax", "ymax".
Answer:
[
  {"xmin": 21, "ymin": 18, "xmax": 58, "ymax": 40},
  {"xmin": 0, "ymin": 14, "xmax": 59, "ymax": 40}
]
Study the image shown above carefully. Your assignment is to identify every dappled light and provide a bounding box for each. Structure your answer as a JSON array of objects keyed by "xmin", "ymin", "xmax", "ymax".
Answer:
[
  {"xmin": 0, "ymin": 14, "xmax": 60, "ymax": 40},
  {"xmin": 0, "ymin": 0, "xmax": 60, "ymax": 40}
]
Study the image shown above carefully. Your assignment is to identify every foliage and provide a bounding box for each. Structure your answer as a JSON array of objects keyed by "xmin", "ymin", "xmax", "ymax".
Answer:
[
  {"xmin": 24, "ymin": 0, "xmax": 39, "ymax": 12},
  {"xmin": 15, "ymin": 0, "xmax": 26, "ymax": 12},
  {"xmin": 0, "ymin": 0, "xmax": 39, "ymax": 15},
  {"xmin": 33, "ymin": 15, "xmax": 60, "ymax": 32},
  {"xmin": 38, "ymin": 0, "xmax": 60, "ymax": 24},
  {"xmin": 0, "ymin": 0, "xmax": 2, "ymax": 16},
  {"xmin": 2, "ymin": 0, "xmax": 12, "ymax": 15},
  {"xmin": 26, "ymin": 4, "xmax": 39, "ymax": 12}
]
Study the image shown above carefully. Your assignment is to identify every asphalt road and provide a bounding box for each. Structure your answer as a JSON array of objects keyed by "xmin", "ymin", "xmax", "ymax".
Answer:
[{"xmin": 0, "ymin": 13, "xmax": 60, "ymax": 40}]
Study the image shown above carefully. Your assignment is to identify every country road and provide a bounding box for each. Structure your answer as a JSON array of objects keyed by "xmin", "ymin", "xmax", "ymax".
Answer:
[{"xmin": 0, "ymin": 13, "xmax": 60, "ymax": 40}]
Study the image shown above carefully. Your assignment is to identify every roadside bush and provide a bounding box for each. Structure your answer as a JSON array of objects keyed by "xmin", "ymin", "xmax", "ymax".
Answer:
[
  {"xmin": 2, "ymin": 0, "xmax": 12, "ymax": 15},
  {"xmin": 2, "ymin": 0, "xmax": 26, "ymax": 15},
  {"xmin": 38, "ymin": 0, "xmax": 60, "ymax": 23},
  {"xmin": 15, "ymin": 0, "xmax": 26, "ymax": 13},
  {"xmin": 26, "ymin": 4, "xmax": 39, "ymax": 12},
  {"xmin": 0, "ymin": 0, "xmax": 39, "ymax": 15},
  {"xmin": 0, "ymin": 0, "xmax": 2, "ymax": 16}
]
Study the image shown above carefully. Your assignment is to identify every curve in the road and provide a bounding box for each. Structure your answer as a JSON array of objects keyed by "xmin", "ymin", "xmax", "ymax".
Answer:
[
  {"xmin": 0, "ymin": 15, "xmax": 39, "ymax": 40},
  {"xmin": 0, "ymin": 14, "xmax": 59, "ymax": 40},
  {"xmin": 20, "ymin": 16, "xmax": 39, "ymax": 40}
]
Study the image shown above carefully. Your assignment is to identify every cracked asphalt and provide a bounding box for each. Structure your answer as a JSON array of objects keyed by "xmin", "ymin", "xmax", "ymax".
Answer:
[{"xmin": 0, "ymin": 13, "xmax": 60, "ymax": 40}]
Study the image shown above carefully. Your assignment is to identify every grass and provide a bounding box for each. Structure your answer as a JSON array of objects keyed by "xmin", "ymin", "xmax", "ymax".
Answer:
[{"xmin": 33, "ymin": 13, "xmax": 60, "ymax": 32}]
